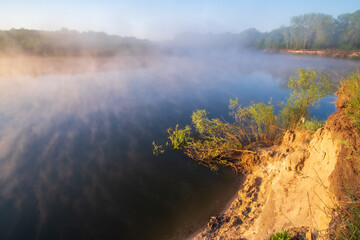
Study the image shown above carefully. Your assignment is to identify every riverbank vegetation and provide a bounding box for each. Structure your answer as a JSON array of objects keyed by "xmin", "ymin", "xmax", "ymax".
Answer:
[
  {"xmin": 153, "ymin": 68, "xmax": 332, "ymax": 171},
  {"xmin": 328, "ymin": 71, "xmax": 360, "ymax": 239},
  {"xmin": 185, "ymin": 71, "xmax": 360, "ymax": 240},
  {"xmin": 264, "ymin": 71, "xmax": 360, "ymax": 240}
]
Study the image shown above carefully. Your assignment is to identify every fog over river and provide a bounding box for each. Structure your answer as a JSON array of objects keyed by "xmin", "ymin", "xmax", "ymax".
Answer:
[{"xmin": 0, "ymin": 50, "xmax": 359, "ymax": 239}]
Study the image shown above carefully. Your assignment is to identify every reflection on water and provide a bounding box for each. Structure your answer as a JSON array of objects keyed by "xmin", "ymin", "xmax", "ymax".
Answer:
[{"xmin": 0, "ymin": 51, "xmax": 359, "ymax": 239}]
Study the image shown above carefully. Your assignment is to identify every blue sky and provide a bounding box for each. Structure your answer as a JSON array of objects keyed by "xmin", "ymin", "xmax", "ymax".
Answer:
[{"xmin": 0, "ymin": 0, "xmax": 359, "ymax": 40}]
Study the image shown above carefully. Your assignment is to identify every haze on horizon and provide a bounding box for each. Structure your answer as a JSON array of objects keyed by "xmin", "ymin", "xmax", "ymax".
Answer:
[{"xmin": 0, "ymin": 0, "xmax": 359, "ymax": 40}]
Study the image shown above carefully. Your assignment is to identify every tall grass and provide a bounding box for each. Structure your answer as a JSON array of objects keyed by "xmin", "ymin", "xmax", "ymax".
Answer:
[
  {"xmin": 337, "ymin": 203, "xmax": 360, "ymax": 239},
  {"xmin": 328, "ymin": 189, "xmax": 360, "ymax": 240},
  {"xmin": 330, "ymin": 72, "xmax": 360, "ymax": 238},
  {"xmin": 337, "ymin": 71, "xmax": 360, "ymax": 127}
]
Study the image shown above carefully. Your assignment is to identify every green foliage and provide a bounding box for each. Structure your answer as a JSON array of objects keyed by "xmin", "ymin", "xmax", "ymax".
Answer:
[
  {"xmin": 157, "ymin": 99, "xmax": 279, "ymax": 170},
  {"xmin": 230, "ymin": 98, "xmax": 279, "ymax": 143},
  {"xmin": 337, "ymin": 72, "xmax": 360, "ymax": 127},
  {"xmin": 191, "ymin": 110, "xmax": 211, "ymax": 134},
  {"xmin": 269, "ymin": 230, "xmax": 291, "ymax": 240},
  {"xmin": 154, "ymin": 69, "xmax": 332, "ymax": 171},
  {"xmin": 300, "ymin": 118, "xmax": 324, "ymax": 131},
  {"xmin": 255, "ymin": 10, "xmax": 360, "ymax": 50},
  {"xmin": 280, "ymin": 68, "xmax": 332, "ymax": 129},
  {"xmin": 166, "ymin": 110, "xmax": 249, "ymax": 170},
  {"xmin": 152, "ymin": 141, "xmax": 165, "ymax": 156},
  {"xmin": 248, "ymin": 100, "xmax": 276, "ymax": 131},
  {"xmin": 166, "ymin": 124, "xmax": 191, "ymax": 150}
]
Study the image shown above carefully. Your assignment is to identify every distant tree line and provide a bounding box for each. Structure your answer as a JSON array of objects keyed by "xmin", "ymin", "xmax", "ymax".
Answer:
[
  {"xmin": 253, "ymin": 10, "xmax": 360, "ymax": 50},
  {"xmin": 1, "ymin": 10, "xmax": 360, "ymax": 56},
  {"xmin": 0, "ymin": 28, "xmax": 153, "ymax": 56}
]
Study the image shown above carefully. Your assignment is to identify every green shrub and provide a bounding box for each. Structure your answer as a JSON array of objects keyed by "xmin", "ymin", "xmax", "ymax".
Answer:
[
  {"xmin": 280, "ymin": 68, "xmax": 332, "ymax": 129},
  {"xmin": 300, "ymin": 118, "xmax": 325, "ymax": 131},
  {"xmin": 269, "ymin": 230, "xmax": 291, "ymax": 240},
  {"xmin": 229, "ymin": 98, "xmax": 279, "ymax": 144},
  {"xmin": 165, "ymin": 110, "xmax": 254, "ymax": 170},
  {"xmin": 167, "ymin": 124, "xmax": 192, "ymax": 150},
  {"xmin": 154, "ymin": 69, "xmax": 333, "ymax": 170}
]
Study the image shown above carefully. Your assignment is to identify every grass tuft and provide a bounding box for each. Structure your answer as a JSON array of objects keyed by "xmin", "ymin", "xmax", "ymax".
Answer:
[
  {"xmin": 269, "ymin": 229, "xmax": 291, "ymax": 240},
  {"xmin": 300, "ymin": 118, "xmax": 325, "ymax": 131}
]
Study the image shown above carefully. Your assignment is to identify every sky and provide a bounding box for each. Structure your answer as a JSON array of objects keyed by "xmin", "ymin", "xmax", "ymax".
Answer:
[{"xmin": 0, "ymin": 0, "xmax": 359, "ymax": 40}]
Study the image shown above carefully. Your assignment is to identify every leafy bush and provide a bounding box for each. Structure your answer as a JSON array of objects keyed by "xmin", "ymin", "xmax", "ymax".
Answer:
[
  {"xmin": 154, "ymin": 69, "xmax": 332, "ymax": 170},
  {"xmin": 229, "ymin": 98, "xmax": 281, "ymax": 144},
  {"xmin": 161, "ymin": 100, "xmax": 282, "ymax": 170},
  {"xmin": 164, "ymin": 110, "xmax": 255, "ymax": 170},
  {"xmin": 167, "ymin": 124, "xmax": 191, "ymax": 150},
  {"xmin": 280, "ymin": 68, "xmax": 332, "ymax": 129},
  {"xmin": 269, "ymin": 230, "xmax": 291, "ymax": 240}
]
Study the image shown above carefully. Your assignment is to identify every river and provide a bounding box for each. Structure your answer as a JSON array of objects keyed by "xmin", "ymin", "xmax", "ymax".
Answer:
[{"xmin": 0, "ymin": 50, "xmax": 359, "ymax": 239}]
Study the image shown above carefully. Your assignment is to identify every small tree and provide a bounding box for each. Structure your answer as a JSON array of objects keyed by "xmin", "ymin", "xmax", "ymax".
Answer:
[
  {"xmin": 154, "ymin": 68, "xmax": 333, "ymax": 170},
  {"xmin": 164, "ymin": 110, "xmax": 253, "ymax": 170},
  {"xmin": 280, "ymin": 68, "xmax": 332, "ymax": 129},
  {"xmin": 229, "ymin": 98, "xmax": 279, "ymax": 144}
]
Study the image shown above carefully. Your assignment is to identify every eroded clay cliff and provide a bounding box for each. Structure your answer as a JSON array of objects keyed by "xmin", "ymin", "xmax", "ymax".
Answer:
[{"xmin": 193, "ymin": 109, "xmax": 359, "ymax": 240}]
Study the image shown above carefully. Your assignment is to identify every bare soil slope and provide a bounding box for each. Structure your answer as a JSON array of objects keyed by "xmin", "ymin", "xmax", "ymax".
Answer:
[{"xmin": 193, "ymin": 109, "xmax": 360, "ymax": 240}]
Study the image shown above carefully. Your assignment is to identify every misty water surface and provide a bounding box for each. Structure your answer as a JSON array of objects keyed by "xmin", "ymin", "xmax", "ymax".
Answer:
[{"xmin": 0, "ymin": 51, "xmax": 359, "ymax": 240}]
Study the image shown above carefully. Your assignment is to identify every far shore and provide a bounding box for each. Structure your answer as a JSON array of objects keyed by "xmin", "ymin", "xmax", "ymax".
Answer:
[{"xmin": 267, "ymin": 48, "xmax": 360, "ymax": 60}]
